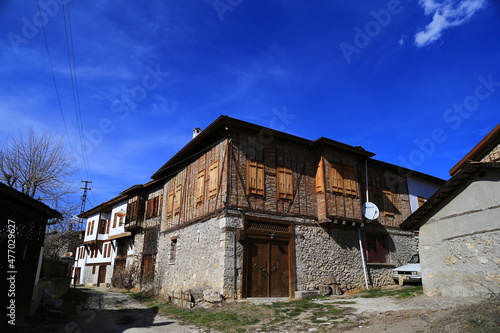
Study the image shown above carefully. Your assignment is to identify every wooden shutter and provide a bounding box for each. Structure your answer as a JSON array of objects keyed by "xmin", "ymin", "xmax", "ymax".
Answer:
[
  {"xmin": 113, "ymin": 214, "xmax": 117, "ymax": 228},
  {"xmin": 382, "ymin": 188, "xmax": 394, "ymax": 216},
  {"xmin": 208, "ymin": 162, "xmax": 219, "ymax": 197},
  {"xmin": 247, "ymin": 160, "xmax": 264, "ymax": 196},
  {"xmin": 329, "ymin": 163, "xmax": 344, "ymax": 194},
  {"xmin": 343, "ymin": 165, "xmax": 357, "ymax": 197},
  {"xmin": 166, "ymin": 189, "xmax": 174, "ymax": 217},
  {"xmin": 196, "ymin": 170, "xmax": 206, "ymax": 203},
  {"xmin": 277, "ymin": 167, "xmax": 293, "ymax": 200},
  {"xmin": 316, "ymin": 157, "xmax": 325, "ymax": 193},
  {"xmin": 174, "ymin": 185, "xmax": 182, "ymax": 215},
  {"xmin": 146, "ymin": 199, "xmax": 154, "ymax": 219}
]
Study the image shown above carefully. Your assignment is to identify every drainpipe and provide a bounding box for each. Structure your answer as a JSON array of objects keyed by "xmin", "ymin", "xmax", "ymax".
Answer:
[
  {"xmin": 359, "ymin": 158, "xmax": 370, "ymax": 290},
  {"xmin": 358, "ymin": 228, "xmax": 369, "ymax": 290}
]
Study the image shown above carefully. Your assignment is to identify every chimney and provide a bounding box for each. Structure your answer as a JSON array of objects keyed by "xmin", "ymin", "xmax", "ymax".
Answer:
[{"xmin": 193, "ymin": 127, "xmax": 202, "ymax": 139}]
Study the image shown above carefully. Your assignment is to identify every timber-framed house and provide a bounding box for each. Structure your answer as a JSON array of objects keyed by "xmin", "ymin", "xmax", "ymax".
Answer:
[{"xmin": 149, "ymin": 116, "xmax": 444, "ymax": 299}]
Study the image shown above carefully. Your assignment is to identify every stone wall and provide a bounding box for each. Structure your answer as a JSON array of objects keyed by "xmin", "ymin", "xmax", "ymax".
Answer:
[
  {"xmin": 156, "ymin": 215, "xmax": 242, "ymax": 300},
  {"xmin": 420, "ymin": 170, "xmax": 500, "ymax": 297},
  {"xmin": 295, "ymin": 223, "xmax": 417, "ymax": 292}
]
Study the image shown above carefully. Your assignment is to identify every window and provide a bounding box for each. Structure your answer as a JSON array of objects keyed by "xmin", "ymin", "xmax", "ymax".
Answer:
[
  {"xmin": 146, "ymin": 195, "xmax": 162, "ymax": 219},
  {"xmin": 328, "ymin": 162, "xmax": 358, "ymax": 197},
  {"xmin": 208, "ymin": 161, "xmax": 219, "ymax": 197},
  {"xmin": 107, "ymin": 243, "xmax": 112, "ymax": 258},
  {"xmin": 196, "ymin": 170, "xmax": 206, "ymax": 203},
  {"xmin": 106, "ymin": 219, "xmax": 110, "ymax": 234},
  {"xmin": 174, "ymin": 185, "xmax": 182, "ymax": 215},
  {"xmin": 366, "ymin": 234, "xmax": 389, "ymax": 263},
  {"xmin": 277, "ymin": 167, "xmax": 293, "ymax": 200},
  {"xmin": 98, "ymin": 219, "xmax": 107, "ymax": 234},
  {"xmin": 169, "ymin": 238, "xmax": 177, "ymax": 264},
  {"xmin": 119, "ymin": 215, "xmax": 124, "ymax": 226},
  {"xmin": 87, "ymin": 220, "xmax": 94, "ymax": 236},
  {"xmin": 247, "ymin": 160, "xmax": 264, "ymax": 196},
  {"xmin": 329, "ymin": 163, "xmax": 344, "ymax": 194},
  {"xmin": 382, "ymin": 188, "xmax": 395, "ymax": 216},
  {"xmin": 166, "ymin": 189, "xmax": 174, "ymax": 217},
  {"xmin": 113, "ymin": 214, "xmax": 118, "ymax": 228},
  {"xmin": 315, "ymin": 158, "xmax": 325, "ymax": 193}
]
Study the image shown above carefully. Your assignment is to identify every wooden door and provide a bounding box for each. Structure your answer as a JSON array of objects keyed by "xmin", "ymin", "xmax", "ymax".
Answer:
[
  {"xmin": 97, "ymin": 265, "xmax": 106, "ymax": 286},
  {"xmin": 270, "ymin": 240, "xmax": 289, "ymax": 297},
  {"xmin": 246, "ymin": 238, "xmax": 290, "ymax": 297},
  {"xmin": 74, "ymin": 267, "xmax": 81, "ymax": 285}
]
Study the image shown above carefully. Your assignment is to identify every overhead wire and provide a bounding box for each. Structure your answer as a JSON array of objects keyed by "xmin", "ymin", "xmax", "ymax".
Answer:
[
  {"xmin": 37, "ymin": 0, "xmax": 93, "ymax": 212},
  {"xmin": 62, "ymin": 1, "xmax": 92, "ymax": 182}
]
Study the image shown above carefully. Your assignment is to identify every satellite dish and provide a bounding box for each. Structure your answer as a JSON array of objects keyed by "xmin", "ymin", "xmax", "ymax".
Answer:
[{"xmin": 362, "ymin": 202, "xmax": 379, "ymax": 221}]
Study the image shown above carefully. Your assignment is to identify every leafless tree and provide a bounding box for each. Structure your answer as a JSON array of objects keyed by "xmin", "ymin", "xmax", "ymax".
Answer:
[{"xmin": 0, "ymin": 127, "xmax": 77, "ymax": 210}]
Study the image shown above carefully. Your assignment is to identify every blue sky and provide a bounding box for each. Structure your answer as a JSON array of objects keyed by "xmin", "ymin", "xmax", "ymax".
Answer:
[{"xmin": 1, "ymin": 0, "xmax": 499, "ymax": 208}]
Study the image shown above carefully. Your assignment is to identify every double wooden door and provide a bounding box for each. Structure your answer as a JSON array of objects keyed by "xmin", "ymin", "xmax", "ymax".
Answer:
[{"xmin": 246, "ymin": 238, "xmax": 290, "ymax": 297}]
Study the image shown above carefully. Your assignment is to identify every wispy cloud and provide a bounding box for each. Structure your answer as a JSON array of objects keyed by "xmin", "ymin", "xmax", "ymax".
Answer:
[{"xmin": 415, "ymin": 0, "xmax": 486, "ymax": 47}]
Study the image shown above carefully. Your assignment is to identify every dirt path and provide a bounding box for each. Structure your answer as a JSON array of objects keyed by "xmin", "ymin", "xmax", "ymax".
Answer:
[{"xmin": 14, "ymin": 287, "xmax": 199, "ymax": 333}]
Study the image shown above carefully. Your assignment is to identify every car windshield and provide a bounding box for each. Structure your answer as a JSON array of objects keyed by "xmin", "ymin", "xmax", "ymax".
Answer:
[{"xmin": 409, "ymin": 254, "xmax": 419, "ymax": 264}]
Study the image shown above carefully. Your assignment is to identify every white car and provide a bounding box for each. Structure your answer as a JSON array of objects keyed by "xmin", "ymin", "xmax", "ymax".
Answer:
[{"xmin": 392, "ymin": 254, "xmax": 421, "ymax": 284}]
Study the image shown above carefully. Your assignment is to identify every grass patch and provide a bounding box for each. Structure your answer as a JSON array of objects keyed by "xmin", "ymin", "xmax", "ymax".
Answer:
[{"xmin": 360, "ymin": 285, "xmax": 423, "ymax": 299}]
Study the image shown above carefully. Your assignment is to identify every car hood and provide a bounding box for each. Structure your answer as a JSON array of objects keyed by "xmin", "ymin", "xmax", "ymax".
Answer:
[{"xmin": 394, "ymin": 263, "xmax": 420, "ymax": 271}]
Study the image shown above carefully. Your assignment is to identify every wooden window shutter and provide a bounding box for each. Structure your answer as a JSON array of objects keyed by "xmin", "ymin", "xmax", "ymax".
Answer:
[
  {"xmin": 107, "ymin": 243, "xmax": 112, "ymax": 257},
  {"xmin": 247, "ymin": 160, "xmax": 264, "ymax": 196},
  {"xmin": 167, "ymin": 189, "xmax": 174, "ymax": 217},
  {"xmin": 343, "ymin": 165, "xmax": 357, "ymax": 197},
  {"xmin": 119, "ymin": 215, "xmax": 124, "ymax": 227},
  {"xmin": 196, "ymin": 170, "xmax": 206, "ymax": 203},
  {"xmin": 329, "ymin": 163, "xmax": 344, "ymax": 194},
  {"xmin": 146, "ymin": 199, "xmax": 154, "ymax": 219},
  {"xmin": 174, "ymin": 185, "xmax": 182, "ymax": 215},
  {"xmin": 277, "ymin": 167, "xmax": 293, "ymax": 200},
  {"xmin": 113, "ymin": 214, "xmax": 117, "ymax": 228},
  {"xmin": 382, "ymin": 188, "xmax": 394, "ymax": 215},
  {"xmin": 106, "ymin": 219, "xmax": 110, "ymax": 234},
  {"xmin": 208, "ymin": 161, "xmax": 219, "ymax": 197},
  {"xmin": 316, "ymin": 157, "xmax": 325, "ymax": 193}
]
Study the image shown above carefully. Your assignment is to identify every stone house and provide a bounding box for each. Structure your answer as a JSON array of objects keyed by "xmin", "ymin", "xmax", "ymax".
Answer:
[
  {"xmin": 401, "ymin": 124, "xmax": 500, "ymax": 297},
  {"xmin": 149, "ymin": 116, "xmax": 443, "ymax": 299}
]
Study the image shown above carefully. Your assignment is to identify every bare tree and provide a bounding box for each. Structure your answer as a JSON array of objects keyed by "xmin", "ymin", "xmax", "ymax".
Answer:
[{"xmin": 0, "ymin": 127, "xmax": 77, "ymax": 210}]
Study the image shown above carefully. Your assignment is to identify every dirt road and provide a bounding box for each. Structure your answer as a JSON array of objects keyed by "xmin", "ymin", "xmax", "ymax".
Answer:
[{"xmin": 13, "ymin": 288, "xmax": 198, "ymax": 333}]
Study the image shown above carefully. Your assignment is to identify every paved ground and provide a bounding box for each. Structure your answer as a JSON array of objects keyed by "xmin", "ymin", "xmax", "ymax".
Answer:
[{"xmin": 11, "ymin": 287, "xmax": 198, "ymax": 333}]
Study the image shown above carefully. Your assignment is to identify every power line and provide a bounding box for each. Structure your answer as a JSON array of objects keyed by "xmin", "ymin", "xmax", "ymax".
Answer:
[{"xmin": 62, "ymin": 1, "xmax": 92, "ymax": 181}]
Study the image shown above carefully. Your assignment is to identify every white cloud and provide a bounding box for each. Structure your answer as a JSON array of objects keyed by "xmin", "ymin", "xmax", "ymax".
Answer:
[{"xmin": 415, "ymin": 0, "xmax": 486, "ymax": 47}]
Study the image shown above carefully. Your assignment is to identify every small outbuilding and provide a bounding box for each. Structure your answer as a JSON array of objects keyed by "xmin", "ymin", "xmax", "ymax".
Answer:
[
  {"xmin": 401, "ymin": 124, "xmax": 500, "ymax": 297},
  {"xmin": 0, "ymin": 183, "xmax": 62, "ymax": 325}
]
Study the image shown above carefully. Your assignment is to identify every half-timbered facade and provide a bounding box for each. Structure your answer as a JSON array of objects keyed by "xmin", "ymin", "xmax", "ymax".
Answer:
[{"xmin": 150, "ymin": 116, "xmax": 444, "ymax": 299}]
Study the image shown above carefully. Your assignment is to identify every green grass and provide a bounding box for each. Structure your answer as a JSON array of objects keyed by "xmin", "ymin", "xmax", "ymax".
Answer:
[{"xmin": 359, "ymin": 285, "xmax": 423, "ymax": 299}]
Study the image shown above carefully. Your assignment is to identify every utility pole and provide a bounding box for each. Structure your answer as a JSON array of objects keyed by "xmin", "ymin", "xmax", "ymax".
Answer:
[{"xmin": 77, "ymin": 180, "xmax": 92, "ymax": 230}]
